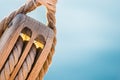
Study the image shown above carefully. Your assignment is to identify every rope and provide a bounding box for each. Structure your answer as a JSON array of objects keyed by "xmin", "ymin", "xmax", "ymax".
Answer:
[
  {"xmin": 0, "ymin": 0, "xmax": 57, "ymax": 80},
  {"xmin": 35, "ymin": 0, "xmax": 57, "ymax": 79},
  {"xmin": 15, "ymin": 44, "xmax": 37, "ymax": 80},
  {"xmin": 36, "ymin": 22, "xmax": 56, "ymax": 79},
  {"xmin": 0, "ymin": 37, "xmax": 24, "ymax": 80}
]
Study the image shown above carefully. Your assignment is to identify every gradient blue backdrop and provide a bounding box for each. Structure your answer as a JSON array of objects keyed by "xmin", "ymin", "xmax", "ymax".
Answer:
[{"xmin": 0, "ymin": 0, "xmax": 120, "ymax": 80}]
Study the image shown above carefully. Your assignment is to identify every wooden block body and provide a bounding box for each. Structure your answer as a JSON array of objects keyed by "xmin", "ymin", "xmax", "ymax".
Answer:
[{"xmin": 0, "ymin": 14, "xmax": 54, "ymax": 80}]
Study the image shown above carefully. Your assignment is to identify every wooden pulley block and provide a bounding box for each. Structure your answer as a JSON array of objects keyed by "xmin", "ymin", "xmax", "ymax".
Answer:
[{"xmin": 0, "ymin": 14, "xmax": 54, "ymax": 80}]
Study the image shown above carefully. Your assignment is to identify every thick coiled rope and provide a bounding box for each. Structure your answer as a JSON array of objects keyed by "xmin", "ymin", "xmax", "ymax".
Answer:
[{"xmin": 0, "ymin": 0, "xmax": 57, "ymax": 80}]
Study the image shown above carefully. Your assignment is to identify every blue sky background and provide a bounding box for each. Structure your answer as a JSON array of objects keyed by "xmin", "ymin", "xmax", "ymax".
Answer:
[{"xmin": 0, "ymin": 0, "xmax": 120, "ymax": 80}]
